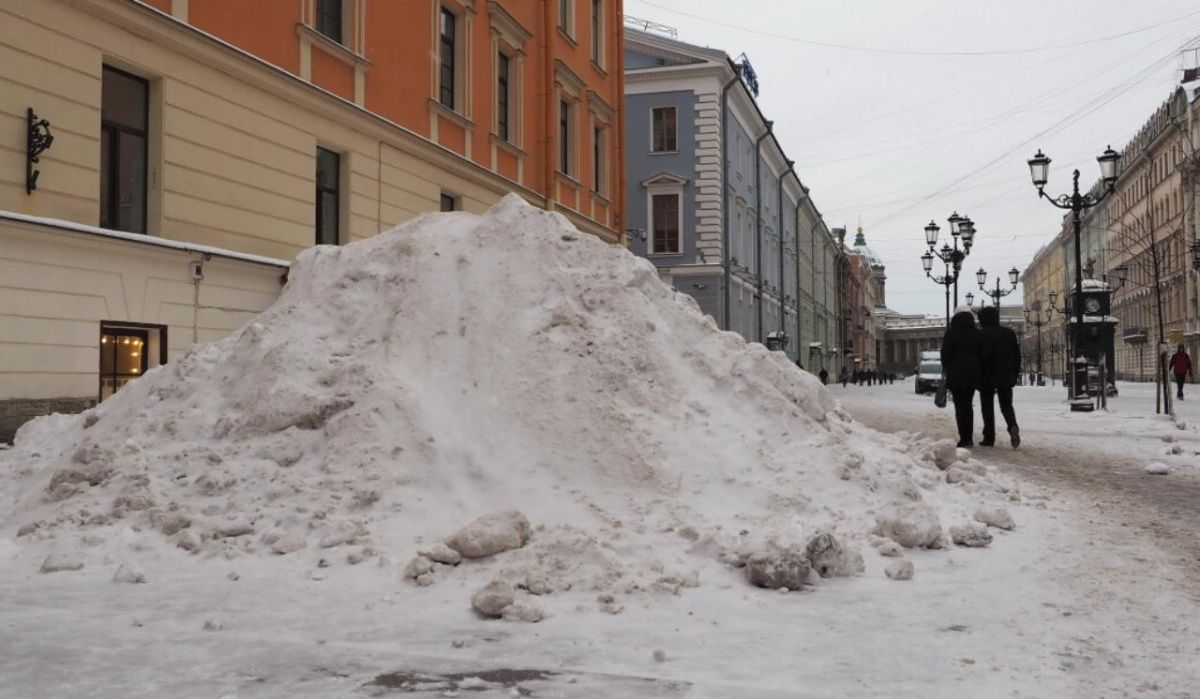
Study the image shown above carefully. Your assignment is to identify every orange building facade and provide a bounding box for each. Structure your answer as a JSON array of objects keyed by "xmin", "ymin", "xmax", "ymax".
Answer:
[{"xmin": 139, "ymin": 0, "xmax": 626, "ymax": 239}]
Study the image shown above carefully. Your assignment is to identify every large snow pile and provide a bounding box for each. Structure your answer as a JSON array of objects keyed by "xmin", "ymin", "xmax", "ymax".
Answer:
[{"xmin": 0, "ymin": 196, "xmax": 1020, "ymax": 614}]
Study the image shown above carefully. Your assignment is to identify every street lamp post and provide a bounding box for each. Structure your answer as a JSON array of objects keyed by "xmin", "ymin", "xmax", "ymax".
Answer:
[
  {"xmin": 1024, "ymin": 306, "xmax": 1053, "ymax": 386},
  {"xmin": 925, "ymin": 214, "xmax": 975, "ymax": 308},
  {"xmin": 978, "ymin": 266, "xmax": 1020, "ymax": 306},
  {"xmin": 1027, "ymin": 146, "xmax": 1120, "ymax": 399},
  {"xmin": 922, "ymin": 250, "xmax": 957, "ymax": 326}
]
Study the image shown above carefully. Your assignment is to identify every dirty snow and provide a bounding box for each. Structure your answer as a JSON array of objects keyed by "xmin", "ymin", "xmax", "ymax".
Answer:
[{"xmin": 0, "ymin": 197, "xmax": 1126, "ymax": 697}]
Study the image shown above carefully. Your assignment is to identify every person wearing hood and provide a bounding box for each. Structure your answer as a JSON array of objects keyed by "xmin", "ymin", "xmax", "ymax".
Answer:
[
  {"xmin": 977, "ymin": 305, "xmax": 1021, "ymax": 448},
  {"xmin": 940, "ymin": 306, "xmax": 982, "ymax": 447}
]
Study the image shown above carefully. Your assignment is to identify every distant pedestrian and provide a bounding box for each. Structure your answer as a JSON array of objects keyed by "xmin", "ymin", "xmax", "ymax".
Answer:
[
  {"xmin": 941, "ymin": 306, "xmax": 983, "ymax": 448},
  {"xmin": 818, "ymin": 367, "xmax": 829, "ymax": 385},
  {"xmin": 977, "ymin": 306, "xmax": 1021, "ymax": 448},
  {"xmin": 1170, "ymin": 344, "xmax": 1192, "ymax": 400},
  {"xmin": 839, "ymin": 366, "xmax": 849, "ymax": 388}
]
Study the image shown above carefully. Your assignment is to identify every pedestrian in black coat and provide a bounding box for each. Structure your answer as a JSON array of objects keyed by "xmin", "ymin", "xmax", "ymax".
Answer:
[
  {"xmin": 977, "ymin": 305, "xmax": 1021, "ymax": 448},
  {"xmin": 940, "ymin": 308, "xmax": 982, "ymax": 447}
]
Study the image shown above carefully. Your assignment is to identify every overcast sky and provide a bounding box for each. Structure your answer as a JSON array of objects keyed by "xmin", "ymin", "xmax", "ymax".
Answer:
[{"xmin": 625, "ymin": 0, "xmax": 1200, "ymax": 315}]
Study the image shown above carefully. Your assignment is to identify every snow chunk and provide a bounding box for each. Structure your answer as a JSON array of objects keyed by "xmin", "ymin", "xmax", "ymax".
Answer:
[
  {"xmin": 874, "ymin": 501, "xmax": 943, "ymax": 549},
  {"xmin": 931, "ymin": 439, "xmax": 959, "ymax": 470},
  {"xmin": 419, "ymin": 544, "xmax": 462, "ymax": 566},
  {"xmin": 445, "ymin": 510, "xmax": 531, "ymax": 559},
  {"xmin": 471, "ymin": 580, "xmax": 515, "ymax": 618},
  {"xmin": 885, "ymin": 559, "xmax": 914, "ymax": 581},
  {"xmin": 112, "ymin": 563, "xmax": 146, "ymax": 584},
  {"xmin": 39, "ymin": 554, "xmax": 84, "ymax": 573},
  {"xmin": 973, "ymin": 507, "xmax": 1015, "ymax": 530},
  {"xmin": 270, "ymin": 531, "xmax": 306, "ymax": 555},
  {"xmin": 744, "ymin": 546, "xmax": 811, "ymax": 590},
  {"xmin": 805, "ymin": 532, "xmax": 864, "ymax": 578},
  {"xmin": 1145, "ymin": 462, "xmax": 1170, "ymax": 475},
  {"xmin": 950, "ymin": 523, "xmax": 993, "ymax": 548},
  {"xmin": 501, "ymin": 600, "xmax": 545, "ymax": 623}
]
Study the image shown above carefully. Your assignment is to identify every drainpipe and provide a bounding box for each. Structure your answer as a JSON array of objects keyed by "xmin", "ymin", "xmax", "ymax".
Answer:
[
  {"xmin": 754, "ymin": 123, "xmax": 772, "ymax": 343},
  {"xmin": 778, "ymin": 159, "xmax": 795, "ymax": 353},
  {"xmin": 542, "ymin": 0, "xmax": 556, "ymax": 212},
  {"xmin": 719, "ymin": 72, "xmax": 740, "ymax": 331}
]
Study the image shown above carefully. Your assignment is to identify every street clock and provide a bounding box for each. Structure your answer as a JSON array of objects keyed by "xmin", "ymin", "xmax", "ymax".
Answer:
[{"xmin": 1084, "ymin": 297, "xmax": 1101, "ymax": 314}]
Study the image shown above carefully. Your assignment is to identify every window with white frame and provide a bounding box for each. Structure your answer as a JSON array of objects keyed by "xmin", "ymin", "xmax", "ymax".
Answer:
[
  {"xmin": 497, "ymin": 51, "xmax": 511, "ymax": 141},
  {"xmin": 488, "ymin": 4, "xmax": 531, "ymax": 148},
  {"xmin": 647, "ymin": 187, "xmax": 683, "ymax": 255},
  {"xmin": 652, "ymin": 106, "xmax": 677, "ymax": 153},
  {"xmin": 590, "ymin": 0, "xmax": 604, "ymax": 67},
  {"xmin": 593, "ymin": 124, "xmax": 605, "ymax": 194},
  {"xmin": 438, "ymin": 6, "xmax": 459, "ymax": 110},
  {"xmin": 559, "ymin": 99, "xmax": 574, "ymax": 175},
  {"xmin": 558, "ymin": 0, "xmax": 574, "ymax": 36}
]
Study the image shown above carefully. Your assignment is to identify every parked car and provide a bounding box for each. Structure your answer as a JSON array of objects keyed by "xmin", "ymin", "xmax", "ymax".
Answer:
[{"xmin": 914, "ymin": 359, "xmax": 942, "ymax": 394}]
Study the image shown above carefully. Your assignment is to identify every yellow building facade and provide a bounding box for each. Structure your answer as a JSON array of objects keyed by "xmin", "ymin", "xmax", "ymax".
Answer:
[{"xmin": 0, "ymin": 0, "xmax": 624, "ymax": 440}]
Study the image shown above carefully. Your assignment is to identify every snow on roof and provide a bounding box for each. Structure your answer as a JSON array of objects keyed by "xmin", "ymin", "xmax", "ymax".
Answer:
[{"xmin": 1081, "ymin": 279, "xmax": 1111, "ymax": 291}]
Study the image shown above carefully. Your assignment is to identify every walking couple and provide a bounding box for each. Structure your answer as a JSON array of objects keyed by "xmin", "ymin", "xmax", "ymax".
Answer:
[{"xmin": 940, "ymin": 305, "xmax": 1021, "ymax": 449}]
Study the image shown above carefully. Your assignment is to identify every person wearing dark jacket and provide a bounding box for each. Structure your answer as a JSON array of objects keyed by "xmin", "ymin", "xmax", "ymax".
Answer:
[
  {"xmin": 1169, "ymin": 345, "xmax": 1192, "ymax": 400},
  {"xmin": 977, "ymin": 306, "xmax": 1021, "ymax": 448},
  {"xmin": 940, "ymin": 308, "xmax": 982, "ymax": 448}
]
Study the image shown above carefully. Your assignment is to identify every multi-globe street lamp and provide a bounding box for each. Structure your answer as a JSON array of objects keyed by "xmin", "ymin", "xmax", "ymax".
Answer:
[
  {"xmin": 923, "ymin": 214, "xmax": 975, "ymax": 308},
  {"xmin": 978, "ymin": 266, "xmax": 1020, "ymax": 307},
  {"xmin": 1027, "ymin": 146, "xmax": 1120, "ymax": 398},
  {"xmin": 921, "ymin": 249, "xmax": 958, "ymax": 326},
  {"xmin": 1024, "ymin": 306, "xmax": 1053, "ymax": 386}
]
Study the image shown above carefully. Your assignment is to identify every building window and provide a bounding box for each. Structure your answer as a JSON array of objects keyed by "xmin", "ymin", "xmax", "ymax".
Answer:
[
  {"xmin": 316, "ymin": 0, "xmax": 342, "ymax": 44},
  {"xmin": 650, "ymin": 192, "xmax": 681, "ymax": 254},
  {"xmin": 559, "ymin": 99, "xmax": 573, "ymax": 175},
  {"xmin": 440, "ymin": 193, "xmax": 457, "ymax": 212},
  {"xmin": 439, "ymin": 8, "xmax": 457, "ymax": 109},
  {"xmin": 315, "ymin": 147, "xmax": 340, "ymax": 245},
  {"xmin": 99, "ymin": 323, "xmax": 164, "ymax": 401},
  {"xmin": 651, "ymin": 107, "xmax": 677, "ymax": 153},
  {"xmin": 497, "ymin": 52, "xmax": 510, "ymax": 141},
  {"xmin": 558, "ymin": 0, "xmax": 573, "ymax": 35},
  {"xmin": 591, "ymin": 0, "xmax": 604, "ymax": 66},
  {"xmin": 100, "ymin": 66, "xmax": 149, "ymax": 234},
  {"xmin": 593, "ymin": 125, "xmax": 605, "ymax": 194}
]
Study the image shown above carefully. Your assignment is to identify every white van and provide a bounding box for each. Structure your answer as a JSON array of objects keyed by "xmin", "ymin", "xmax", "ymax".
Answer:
[{"xmin": 915, "ymin": 351, "xmax": 941, "ymax": 394}]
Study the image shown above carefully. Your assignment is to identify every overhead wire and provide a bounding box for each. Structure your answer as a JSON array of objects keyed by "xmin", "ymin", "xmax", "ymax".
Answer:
[{"xmin": 630, "ymin": 0, "xmax": 1200, "ymax": 57}]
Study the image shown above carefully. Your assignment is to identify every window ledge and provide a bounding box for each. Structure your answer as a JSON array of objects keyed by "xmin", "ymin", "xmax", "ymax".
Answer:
[
  {"xmin": 296, "ymin": 24, "xmax": 372, "ymax": 69},
  {"xmin": 557, "ymin": 171, "xmax": 583, "ymax": 188},
  {"xmin": 590, "ymin": 59, "xmax": 608, "ymax": 77},
  {"xmin": 429, "ymin": 99, "xmax": 477, "ymax": 129},
  {"xmin": 648, "ymin": 251, "xmax": 684, "ymax": 258},
  {"xmin": 649, "ymin": 150, "xmax": 679, "ymax": 156},
  {"xmin": 490, "ymin": 133, "xmax": 527, "ymax": 157},
  {"xmin": 557, "ymin": 26, "xmax": 578, "ymax": 47},
  {"xmin": 591, "ymin": 190, "xmax": 612, "ymax": 205}
]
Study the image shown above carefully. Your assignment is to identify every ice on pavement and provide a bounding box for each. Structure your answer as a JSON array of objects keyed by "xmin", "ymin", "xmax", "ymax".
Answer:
[{"xmin": 0, "ymin": 195, "xmax": 1017, "ymax": 612}]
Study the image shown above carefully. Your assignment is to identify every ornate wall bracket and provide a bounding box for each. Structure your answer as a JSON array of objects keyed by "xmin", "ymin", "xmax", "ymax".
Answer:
[{"xmin": 26, "ymin": 107, "xmax": 54, "ymax": 194}]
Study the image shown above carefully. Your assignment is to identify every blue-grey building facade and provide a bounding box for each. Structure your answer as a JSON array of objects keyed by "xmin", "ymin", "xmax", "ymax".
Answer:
[{"xmin": 623, "ymin": 28, "xmax": 844, "ymax": 373}]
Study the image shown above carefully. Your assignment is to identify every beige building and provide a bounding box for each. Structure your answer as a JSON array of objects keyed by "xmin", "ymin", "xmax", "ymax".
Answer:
[
  {"xmin": 0, "ymin": 0, "xmax": 625, "ymax": 441},
  {"xmin": 1100, "ymin": 84, "xmax": 1200, "ymax": 380}
]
